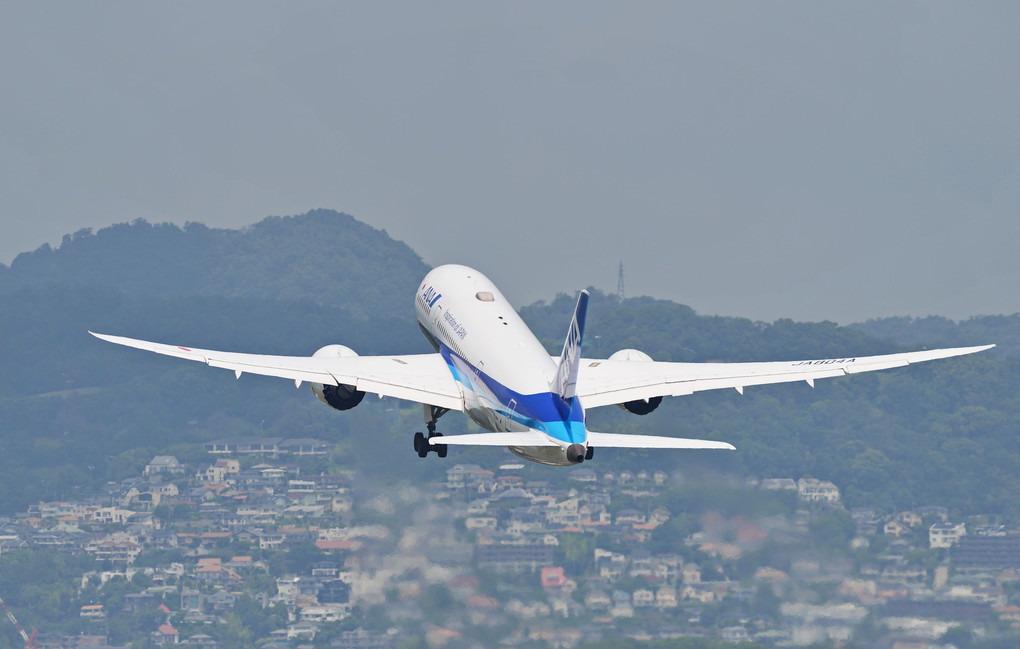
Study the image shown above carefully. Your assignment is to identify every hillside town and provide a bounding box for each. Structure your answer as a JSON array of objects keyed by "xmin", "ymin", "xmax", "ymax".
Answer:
[{"xmin": 1, "ymin": 437, "xmax": 1019, "ymax": 649}]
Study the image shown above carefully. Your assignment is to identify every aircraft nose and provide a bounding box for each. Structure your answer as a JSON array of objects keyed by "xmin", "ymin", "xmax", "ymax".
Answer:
[{"xmin": 566, "ymin": 443, "xmax": 586, "ymax": 464}]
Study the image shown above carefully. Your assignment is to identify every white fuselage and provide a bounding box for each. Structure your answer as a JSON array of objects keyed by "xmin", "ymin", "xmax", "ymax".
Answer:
[{"xmin": 414, "ymin": 265, "xmax": 587, "ymax": 465}]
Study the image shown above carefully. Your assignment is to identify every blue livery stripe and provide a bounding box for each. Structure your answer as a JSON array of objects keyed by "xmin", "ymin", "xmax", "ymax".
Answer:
[{"xmin": 440, "ymin": 346, "xmax": 586, "ymax": 444}]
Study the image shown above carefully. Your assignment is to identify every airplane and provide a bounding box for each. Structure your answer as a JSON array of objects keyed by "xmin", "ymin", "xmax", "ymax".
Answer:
[{"xmin": 91, "ymin": 264, "xmax": 993, "ymax": 467}]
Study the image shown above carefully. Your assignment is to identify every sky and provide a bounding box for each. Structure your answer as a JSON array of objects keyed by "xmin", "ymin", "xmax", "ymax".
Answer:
[{"xmin": 1, "ymin": 2, "xmax": 1017, "ymax": 324}]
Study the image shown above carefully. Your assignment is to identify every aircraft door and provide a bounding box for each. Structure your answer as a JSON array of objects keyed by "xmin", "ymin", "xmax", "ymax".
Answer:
[{"xmin": 500, "ymin": 398, "xmax": 518, "ymax": 431}]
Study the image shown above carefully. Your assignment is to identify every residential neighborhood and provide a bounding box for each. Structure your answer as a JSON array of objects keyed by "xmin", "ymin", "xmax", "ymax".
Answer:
[{"xmin": 1, "ymin": 438, "xmax": 1018, "ymax": 649}]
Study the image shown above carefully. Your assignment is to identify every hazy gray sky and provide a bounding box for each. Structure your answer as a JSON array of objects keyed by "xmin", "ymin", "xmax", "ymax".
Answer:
[{"xmin": 1, "ymin": 2, "xmax": 1016, "ymax": 323}]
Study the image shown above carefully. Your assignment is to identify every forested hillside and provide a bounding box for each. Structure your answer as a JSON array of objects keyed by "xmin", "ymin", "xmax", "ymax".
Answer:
[
  {"xmin": 0, "ymin": 213, "xmax": 1015, "ymax": 519},
  {"xmin": 0, "ymin": 209, "xmax": 428, "ymax": 320}
]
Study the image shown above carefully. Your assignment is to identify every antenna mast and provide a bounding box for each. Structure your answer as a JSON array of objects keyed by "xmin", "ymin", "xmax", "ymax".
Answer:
[
  {"xmin": 0, "ymin": 596, "xmax": 37, "ymax": 649},
  {"xmin": 617, "ymin": 261, "xmax": 625, "ymax": 302}
]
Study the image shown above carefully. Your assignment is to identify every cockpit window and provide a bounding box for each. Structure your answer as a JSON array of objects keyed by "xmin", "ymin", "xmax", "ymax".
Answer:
[{"xmin": 475, "ymin": 291, "xmax": 495, "ymax": 302}]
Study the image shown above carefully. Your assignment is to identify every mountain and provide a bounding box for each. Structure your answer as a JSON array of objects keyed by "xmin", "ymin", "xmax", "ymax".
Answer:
[
  {"xmin": 0, "ymin": 211, "xmax": 1015, "ymax": 518},
  {"xmin": 0, "ymin": 209, "xmax": 429, "ymax": 321}
]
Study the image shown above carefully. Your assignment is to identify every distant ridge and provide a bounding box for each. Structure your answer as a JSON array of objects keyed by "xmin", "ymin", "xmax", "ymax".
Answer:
[{"xmin": 0, "ymin": 209, "xmax": 429, "ymax": 320}]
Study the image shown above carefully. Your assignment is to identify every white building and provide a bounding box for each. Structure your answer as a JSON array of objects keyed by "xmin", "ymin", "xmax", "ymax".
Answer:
[
  {"xmin": 797, "ymin": 478, "xmax": 841, "ymax": 503},
  {"xmin": 930, "ymin": 522, "xmax": 967, "ymax": 548}
]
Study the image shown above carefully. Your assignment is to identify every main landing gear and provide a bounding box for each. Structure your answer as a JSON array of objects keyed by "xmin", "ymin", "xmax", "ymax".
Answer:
[{"xmin": 413, "ymin": 405, "xmax": 449, "ymax": 459}]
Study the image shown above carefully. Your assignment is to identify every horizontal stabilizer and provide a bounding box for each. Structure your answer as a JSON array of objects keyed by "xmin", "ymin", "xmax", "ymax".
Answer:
[
  {"xmin": 429, "ymin": 432, "xmax": 558, "ymax": 447},
  {"xmin": 587, "ymin": 431, "xmax": 735, "ymax": 450}
]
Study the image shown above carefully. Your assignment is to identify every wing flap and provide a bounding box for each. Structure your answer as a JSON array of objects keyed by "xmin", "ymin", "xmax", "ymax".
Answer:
[{"xmin": 587, "ymin": 431, "xmax": 735, "ymax": 450}]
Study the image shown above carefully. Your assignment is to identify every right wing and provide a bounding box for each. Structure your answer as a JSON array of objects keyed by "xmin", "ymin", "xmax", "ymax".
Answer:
[
  {"xmin": 90, "ymin": 332, "xmax": 464, "ymax": 411},
  {"xmin": 575, "ymin": 345, "xmax": 994, "ymax": 409}
]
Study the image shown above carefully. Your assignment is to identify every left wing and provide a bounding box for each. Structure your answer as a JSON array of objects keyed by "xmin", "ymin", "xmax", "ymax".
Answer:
[
  {"xmin": 90, "ymin": 332, "xmax": 464, "ymax": 411},
  {"xmin": 576, "ymin": 345, "xmax": 994, "ymax": 409}
]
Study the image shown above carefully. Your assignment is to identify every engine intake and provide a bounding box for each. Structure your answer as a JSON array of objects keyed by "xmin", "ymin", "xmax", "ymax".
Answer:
[
  {"xmin": 309, "ymin": 345, "xmax": 366, "ymax": 411},
  {"xmin": 609, "ymin": 348, "xmax": 663, "ymax": 415},
  {"xmin": 621, "ymin": 396, "xmax": 662, "ymax": 415}
]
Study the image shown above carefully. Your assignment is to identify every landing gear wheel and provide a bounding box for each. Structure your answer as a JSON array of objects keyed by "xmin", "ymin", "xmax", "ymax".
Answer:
[
  {"xmin": 585, "ymin": 446, "xmax": 594, "ymax": 461},
  {"xmin": 433, "ymin": 433, "xmax": 448, "ymax": 458},
  {"xmin": 414, "ymin": 432, "xmax": 428, "ymax": 458}
]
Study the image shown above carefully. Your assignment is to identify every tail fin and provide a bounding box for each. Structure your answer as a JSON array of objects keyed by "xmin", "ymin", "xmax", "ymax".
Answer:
[{"xmin": 553, "ymin": 290, "xmax": 589, "ymax": 401}]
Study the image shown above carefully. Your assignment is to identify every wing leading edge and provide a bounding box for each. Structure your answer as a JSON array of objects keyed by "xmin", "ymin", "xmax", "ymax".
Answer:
[
  {"xmin": 575, "ymin": 345, "xmax": 994, "ymax": 409},
  {"xmin": 89, "ymin": 332, "xmax": 464, "ymax": 411}
]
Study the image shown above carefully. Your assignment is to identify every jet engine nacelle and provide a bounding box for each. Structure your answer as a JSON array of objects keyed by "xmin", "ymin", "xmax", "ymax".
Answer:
[
  {"xmin": 309, "ymin": 345, "xmax": 366, "ymax": 411},
  {"xmin": 609, "ymin": 348, "xmax": 663, "ymax": 415}
]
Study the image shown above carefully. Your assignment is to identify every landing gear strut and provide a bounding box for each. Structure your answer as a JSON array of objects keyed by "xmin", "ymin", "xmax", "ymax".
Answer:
[{"xmin": 413, "ymin": 405, "xmax": 450, "ymax": 458}]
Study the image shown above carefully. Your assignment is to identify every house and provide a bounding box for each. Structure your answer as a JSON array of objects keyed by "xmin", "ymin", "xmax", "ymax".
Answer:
[
  {"xmin": 896, "ymin": 511, "xmax": 922, "ymax": 527},
  {"xmin": 123, "ymin": 592, "xmax": 156, "ymax": 613},
  {"xmin": 884, "ymin": 519, "xmax": 911, "ymax": 538},
  {"xmin": 445, "ymin": 464, "xmax": 493, "ymax": 490},
  {"xmin": 206, "ymin": 590, "xmax": 238, "ymax": 612},
  {"xmin": 656, "ymin": 586, "xmax": 678, "ymax": 608},
  {"xmin": 682, "ymin": 583, "xmax": 718, "ymax": 603},
  {"xmin": 930, "ymin": 522, "xmax": 967, "ymax": 548},
  {"xmin": 633, "ymin": 589, "xmax": 656, "ymax": 608},
  {"xmin": 610, "ymin": 590, "xmax": 634, "ymax": 618},
  {"xmin": 80, "ymin": 604, "xmax": 105, "ymax": 619},
  {"xmin": 465, "ymin": 516, "xmax": 498, "ymax": 531},
  {"xmin": 204, "ymin": 437, "xmax": 282, "ymax": 456},
  {"xmin": 144, "ymin": 456, "xmax": 185, "ymax": 476},
  {"xmin": 475, "ymin": 534, "xmax": 555, "ymax": 572},
  {"xmin": 797, "ymin": 478, "xmax": 841, "ymax": 503},
  {"xmin": 579, "ymin": 503, "xmax": 611, "ymax": 526},
  {"xmin": 155, "ymin": 623, "xmax": 180, "ymax": 645},
  {"xmin": 569, "ymin": 468, "xmax": 596, "ymax": 483},
  {"xmin": 594, "ymin": 549, "xmax": 628, "ymax": 581},
  {"xmin": 92, "ymin": 507, "xmax": 136, "ymax": 525},
  {"xmin": 541, "ymin": 567, "xmax": 568, "ymax": 588},
  {"xmin": 277, "ymin": 576, "xmax": 302, "ymax": 599},
  {"xmin": 615, "ymin": 509, "xmax": 647, "ymax": 526},
  {"xmin": 318, "ymin": 579, "xmax": 351, "ymax": 604},
  {"xmin": 585, "ymin": 590, "xmax": 611, "ymax": 610},
  {"xmin": 300, "ymin": 605, "xmax": 350, "ymax": 622},
  {"xmin": 286, "ymin": 622, "xmax": 319, "ymax": 640}
]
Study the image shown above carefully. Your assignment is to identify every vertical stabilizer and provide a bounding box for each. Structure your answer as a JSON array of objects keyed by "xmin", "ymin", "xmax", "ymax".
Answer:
[{"xmin": 553, "ymin": 290, "xmax": 589, "ymax": 401}]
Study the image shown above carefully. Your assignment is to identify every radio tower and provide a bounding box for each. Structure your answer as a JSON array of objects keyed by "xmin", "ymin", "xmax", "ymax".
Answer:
[
  {"xmin": 617, "ymin": 261, "xmax": 625, "ymax": 302},
  {"xmin": 0, "ymin": 596, "xmax": 37, "ymax": 649}
]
